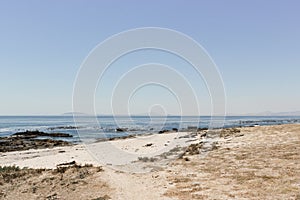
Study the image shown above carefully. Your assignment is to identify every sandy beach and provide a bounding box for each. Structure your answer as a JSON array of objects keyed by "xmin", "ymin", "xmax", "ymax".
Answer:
[{"xmin": 1, "ymin": 124, "xmax": 300, "ymax": 199}]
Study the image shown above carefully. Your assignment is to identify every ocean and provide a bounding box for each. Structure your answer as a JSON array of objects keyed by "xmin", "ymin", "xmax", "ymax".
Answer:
[{"xmin": 0, "ymin": 115, "xmax": 299, "ymax": 143}]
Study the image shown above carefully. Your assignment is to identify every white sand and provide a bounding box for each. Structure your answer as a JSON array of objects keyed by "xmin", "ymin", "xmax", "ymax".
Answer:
[{"xmin": 0, "ymin": 131, "xmax": 197, "ymax": 170}]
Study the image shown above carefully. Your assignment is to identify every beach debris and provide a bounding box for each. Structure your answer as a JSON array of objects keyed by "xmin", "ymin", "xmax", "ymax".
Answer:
[
  {"xmin": 145, "ymin": 143, "xmax": 153, "ymax": 147},
  {"xmin": 46, "ymin": 193, "xmax": 58, "ymax": 200},
  {"xmin": 57, "ymin": 161, "xmax": 76, "ymax": 167},
  {"xmin": 152, "ymin": 174, "xmax": 159, "ymax": 178}
]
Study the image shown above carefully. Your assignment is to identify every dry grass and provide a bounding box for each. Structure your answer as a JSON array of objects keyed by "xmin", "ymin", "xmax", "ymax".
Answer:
[
  {"xmin": 0, "ymin": 163, "xmax": 111, "ymax": 200},
  {"xmin": 165, "ymin": 124, "xmax": 300, "ymax": 200}
]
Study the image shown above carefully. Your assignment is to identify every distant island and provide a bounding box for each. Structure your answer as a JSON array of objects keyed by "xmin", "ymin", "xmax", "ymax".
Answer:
[
  {"xmin": 236, "ymin": 111, "xmax": 300, "ymax": 116},
  {"xmin": 61, "ymin": 111, "xmax": 300, "ymax": 117},
  {"xmin": 62, "ymin": 112, "xmax": 88, "ymax": 116}
]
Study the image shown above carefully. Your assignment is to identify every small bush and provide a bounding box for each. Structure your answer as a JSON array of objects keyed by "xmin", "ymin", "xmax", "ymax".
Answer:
[
  {"xmin": 0, "ymin": 165, "xmax": 20, "ymax": 172},
  {"xmin": 138, "ymin": 157, "xmax": 158, "ymax": 162}
]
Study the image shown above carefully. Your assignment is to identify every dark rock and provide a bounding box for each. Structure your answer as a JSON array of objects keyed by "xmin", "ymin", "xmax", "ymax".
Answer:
[
  {"xmin": 145, "ymin": 143, "xmax": 153, "ymax": 147},
  {"xmin": 158, "ymin": 130, "xmax": 170, "ymax": 134},
  {"xmin": 172, "ymin": 128, "xmax": 178, "ymax": 132},
  {"xmin": 48, "ymin": 126, "xmax": 79, "ymax": 130},
  {"xmin": 57, "ymin": 160, "xmax": 76, "ymax": 167},
  {"xmin": 115, "ymin": 128, "xmax": 127, "ymax": 132},
  {"xmin": 200, "ymin": 132, "xmax": 207, "ymax": 137},
  {"xmin": 128, "ymin": 128, "xmax": 139, "ymax": 131},
  {"xmin": 0, "ymin": 136, "xmax": 71, "ymax": 152},
  {"xmin": 47, "ymin": 133, "xmax": 73, "ymax": 137},
  {"xmin": 12, "ymin": 130, "xmax": 73, "ymax": 138},
  {"xmin": 184, "ymin": 157, "xmax": 190, "ymax": 161},
  {"xmin": 197, "ymin": 127, "xmax": 208, "ymax": 131}
]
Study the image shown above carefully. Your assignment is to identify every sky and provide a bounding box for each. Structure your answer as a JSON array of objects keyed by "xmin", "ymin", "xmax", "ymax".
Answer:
[{"xmin": 0, "ymin": 0, "xmax": 299, "ymax": 115}]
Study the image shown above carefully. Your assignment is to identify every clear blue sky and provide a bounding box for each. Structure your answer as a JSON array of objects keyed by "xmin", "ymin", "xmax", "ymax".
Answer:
[{"xmin": 0, "ymin": 0, "xmax": 299, "ymax": 115}]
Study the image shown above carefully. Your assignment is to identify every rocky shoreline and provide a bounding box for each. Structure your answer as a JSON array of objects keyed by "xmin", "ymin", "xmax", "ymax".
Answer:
[{"xmin": 0, "ymin": 130, "xmax": 73, "ymax": 152}]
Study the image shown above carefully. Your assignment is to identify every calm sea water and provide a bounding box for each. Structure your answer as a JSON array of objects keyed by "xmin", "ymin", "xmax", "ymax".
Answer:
[{"xmin": 0, "ymin": 115, "xmax": 299, "ymax": 143}]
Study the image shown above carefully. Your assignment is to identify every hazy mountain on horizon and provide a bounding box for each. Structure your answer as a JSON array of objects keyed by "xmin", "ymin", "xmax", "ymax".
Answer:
[
  {"xmin": 62, "ymin": 112, "xmax": 88, "ymax": 116},
  {"xmin": 62, "ymin": 111, "xmax": 300, "ymax": 117},
  {"xmin": 231, "ymin": 111, "xmax": 300, "ymax": 116}
]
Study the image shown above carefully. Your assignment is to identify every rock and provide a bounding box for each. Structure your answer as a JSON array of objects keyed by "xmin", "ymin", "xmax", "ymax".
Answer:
[
  {"xmin": 145, "ymin": 143, "xmax": 153, "ymax": 147},
  {"xmin": 200, "ymin": 132, "xmax": 207, "ymax": 137},
  {"xmin": 158, "ymin": 130, "xmax": 170, "ymax": 134},
  {"xmin": 48, "ymin": 133, "xmax": 73, "ymax": 137},
  {"xmin": 57, "ymin": 161, "xmax": 76, "ymax": 167},
  {"xmin": 0, "ymin": 136, "xmax": 71, "ymax": 152},
  {"xmin": 197, "ymin": 127, "xmax": 208, "ymax": 131},
  {"xmin": 48, "ymin": 126, "xmax": 79, "ymax": 130},
  {"xmin": 184, "ymin": 157, "xmax": 190, "ymax": 161},
  {"xmin": 12, "ymin": 130, "xmax": 73, "ymax": 138},
  {"xmin": 172, "ymin": 128, "xmax": 178, "ymax": 132},
  {"xmin": 115, "ymin": 128, "xmax": 127, "ymax": 132}
]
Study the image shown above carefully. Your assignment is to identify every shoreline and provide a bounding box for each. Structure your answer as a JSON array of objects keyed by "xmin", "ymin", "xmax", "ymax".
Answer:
[
  {"xmin": 0, "ymin": 130, "xmax": 199, "ymax": 169},
  {"xmin": 1, "ymin": 123, "xmax": 300, "ymax": 199},
  {"xmin": 0, "ymin": 123, "xmax": 299, "ymax": 169}
]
